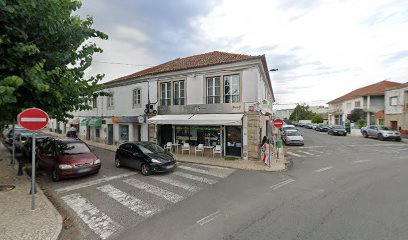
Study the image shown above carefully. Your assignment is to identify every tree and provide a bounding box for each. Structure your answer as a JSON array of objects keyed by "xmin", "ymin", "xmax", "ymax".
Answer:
[
  {"xmin": 0, "ymin": 0, "xmax": 108, "ymax": 124},
  {"xmin": 311, "ymin": 114, "xmax": 324, "ymax": 123},
  {"xmin": 289, "ymin": 104, "xmax": 315, "ymax": 121},
  {"xmin": 348, "ymin": 109, "xmax": 366, "ymax": 122}
]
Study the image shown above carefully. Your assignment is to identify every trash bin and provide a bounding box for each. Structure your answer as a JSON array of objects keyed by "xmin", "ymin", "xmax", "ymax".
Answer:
[{"xmin": 345, "ymin": 122, "xmax": 351, "ymax": 134}]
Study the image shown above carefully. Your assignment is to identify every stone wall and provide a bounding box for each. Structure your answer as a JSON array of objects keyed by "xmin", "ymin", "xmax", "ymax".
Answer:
[{"xmin": 245, "ymin": 112, "xmax": 261, "ymax": 160}]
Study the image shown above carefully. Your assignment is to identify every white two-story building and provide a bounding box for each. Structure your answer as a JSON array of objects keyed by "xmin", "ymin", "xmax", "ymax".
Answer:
[
  {"xmin": 384, "ymin": 82, "xmax": 408, "ymax": 134},
  {"xmin": 56, "ymin": 51, "xmax": 275, "ymax": 160}
]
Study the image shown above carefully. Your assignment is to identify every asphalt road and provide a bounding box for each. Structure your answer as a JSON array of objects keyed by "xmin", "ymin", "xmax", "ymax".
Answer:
[{"xmin": 36, "ymin": 129, "xmax": 408, "ymax": 240}]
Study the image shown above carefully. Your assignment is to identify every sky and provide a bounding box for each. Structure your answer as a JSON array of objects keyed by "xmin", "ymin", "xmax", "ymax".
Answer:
[{"xmin": 78, "ymin": 0, "xmax": 408, "ymax": 109}]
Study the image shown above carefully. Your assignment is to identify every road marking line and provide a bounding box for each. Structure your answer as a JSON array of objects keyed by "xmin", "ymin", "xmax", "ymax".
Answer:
[
  {"xmin": 296, "ymin": 146, "xmax": 325, "ymax": 149},
  {"xmin": 298, "ymin": 150, "xmax": 315, "ymax": 156},
  {"xmin": 151, "ymin": 176, "xmax": 200, "ymax": 192},
  {"xmin": 310, "ymin": 150, "xmax": 324, "ymax": 154},
  {"xmin": 173, "ymin": 171, "xmax": 217, "ymax": 184},
  {"xmin": 270, "ymin": 179, "xmax": 295, "ymax": 190},
  {"xmin": 55, "ymin": 172, "xmax": 137, "ymax": 194},
  {"xmin": 286, "ymin": 151, "xmax": 304, "ymax": 157},
  {"xmin": 124, "ymin": 178, "xmax": 183, "ymax": 203},
  {"xmin": 97, "ymin": 184, "xmax": 160, "ymax": 218},
  {"xmin": 353, "ymin": 160, "xmax": 371, "ymax": 164},
  {"xmin": 315, "ymin": 166, "xmax": 333, "ymax": 172},
  {"xmin": 178, "ymin": 165, "xmax": 229, "ymax": 178},
  {"xmin": 61, "ymin": 193, "xmax": 121, "ymax": 240},
  {"xmin": 197, "ymin": 210, "xmax": 221, "ymax": 226},
  {"xmin": 190, "ymin": 163, "xmax": 234, "ymax": 172},
  {"xmin": 21, "ymin": 117, "xmax": 47, "ymax": 122}
]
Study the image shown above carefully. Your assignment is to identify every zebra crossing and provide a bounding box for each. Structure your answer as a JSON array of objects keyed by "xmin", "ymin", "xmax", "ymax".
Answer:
[{"xmin": 58, "ymin": 163, "xmax": 235, "ymax": 240}]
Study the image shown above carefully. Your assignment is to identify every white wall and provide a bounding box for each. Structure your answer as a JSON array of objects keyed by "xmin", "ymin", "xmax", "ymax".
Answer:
[
  {"xmin": 242, "ymin": 67, "xmax": 259, "ymax": 103},
  {"xmin": 186, "ymin": 74, "xmax": 204, "ymax": 104},
  {"xmin": 385, "ymin": 87, "xmax": 407, "ymax": 114}
]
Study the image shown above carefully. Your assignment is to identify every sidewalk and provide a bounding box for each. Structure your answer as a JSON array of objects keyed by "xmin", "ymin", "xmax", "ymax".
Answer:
[
  {"xmin": 0, "ymin": 142, "xmax": 62, "ymax": 240},
  {"xmin": 42, "ymin": 131, "xmax": 288, "ymax": 171}
]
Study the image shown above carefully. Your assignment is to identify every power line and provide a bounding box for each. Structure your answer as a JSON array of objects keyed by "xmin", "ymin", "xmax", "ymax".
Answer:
[{"xmin": 93, "ymin": 61, "xmax": 152, "ymax": 67}]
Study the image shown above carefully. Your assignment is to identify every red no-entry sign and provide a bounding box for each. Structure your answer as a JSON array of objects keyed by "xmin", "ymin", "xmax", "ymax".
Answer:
[
  {"xmin": 274, "ymin": 119, "xmax": 284, "ymax": 129},
  {"xmin": 17, "ymin": 108, "xmax": 49, "ymax": 131}
]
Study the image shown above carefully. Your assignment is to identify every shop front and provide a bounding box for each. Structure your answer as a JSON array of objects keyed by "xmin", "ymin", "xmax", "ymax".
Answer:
[
  {"xmin": 112, "ymin": 115, "xmax": 145, "ymax": 143},
  {"xmin": 148, "ymin": 114, "xmax": 243, "ymax": 157}
]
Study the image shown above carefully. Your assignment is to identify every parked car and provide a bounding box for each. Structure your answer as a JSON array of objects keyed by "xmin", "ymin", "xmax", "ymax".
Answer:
[
  {"xmin": 115, "ymin": 142, "xmax": 176, "ymax": 176},
  {"xmin": 316, "ymin": 124, "xmax": 329, "ymax": 132},
  {"xmin": 328, "ymin": 125, "xmax": 347, "ymax": 136},
  {"xmin": 305, "ymin": 123, "xmax": 313, "ymax": 129},
  {"xmin": 4, "ymin": 128, "xmax": 31, "ymax": 145},
  {"xmin": 283, "ymin": 130, "xmax": 304, "ymax": 146},
  {"xmin": 312, "ymin": 124, "xmax": 318, "ymax": 130},
  {"xmin": 361, "ymin": 125, "xmax": 401, "ymax": 141},
  {"xmin": 282, "ymin": 125, "xmax": 297, "ymax": 134},
  {"xmin": 36, "ymin": 138, "xmax": 101, "ymax": 181},
  {"xmin": 14, "ymin": 132, "xmax": 33, "ymax": 157},
  {"xmin": 23, "ymin": 135, "xmax": 52, "ymax": 159}
]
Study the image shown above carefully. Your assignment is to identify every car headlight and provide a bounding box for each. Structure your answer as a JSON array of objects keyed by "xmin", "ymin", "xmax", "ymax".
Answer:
[
  {"xmin": 151, "ymin": 158, "xmax": 161, "ymax": 163},
  {"xmin": 94, "ymin": 159, "xmax": 101, "ymax": 165},
  {"xmin": 59, "ymin": 164, "xmax": 72, "ymax": 169}
]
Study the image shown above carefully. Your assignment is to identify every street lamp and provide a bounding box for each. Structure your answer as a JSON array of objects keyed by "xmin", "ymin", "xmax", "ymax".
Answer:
[{"xmin": 269, "ymin": 68, "xmax": 279, "ymax": 72}]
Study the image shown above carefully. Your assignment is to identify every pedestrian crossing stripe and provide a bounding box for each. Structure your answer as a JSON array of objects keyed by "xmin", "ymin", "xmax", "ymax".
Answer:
[
  {"xmin": 151, "ymin": 175, "xmax": 201, "ymax": 192},
  {"xmin": 177, "ymin": 165, "xmax": 230, "ymax": 178},
  {"xmin": 97, "ymin": 184, "xmax": 161, "ymax": 218},
  {"xmin": 173, "ymin": 171, "xmax": 217, "ymax": 184},
  {"xmin": 286, "ymin": 151, "xmax": 305, "ymax": 157},
  {"xmin": 123, "ymin": 178, "xmax": 184, "ymax": 203},
  {"xmin": 61, "ymin": 193, "xmax": 122, "ymax": 240}
]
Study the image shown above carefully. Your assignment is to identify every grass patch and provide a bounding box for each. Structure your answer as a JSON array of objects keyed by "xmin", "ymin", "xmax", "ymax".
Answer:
[{"xmin": 224, "ymin": 156, "xmax": 237, "ymax": 161}]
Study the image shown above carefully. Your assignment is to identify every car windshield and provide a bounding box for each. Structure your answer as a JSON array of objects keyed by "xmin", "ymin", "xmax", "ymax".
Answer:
[
  {"xmin": 284, "ymin": 127, "xmax": 296, "ymax": 131},
  {"xmin": 333, "ymin": 125, "xmax": 344, "ymax": 129},
  {"xmin": 379, "ymin": 126, "xmax": 391, "ymax": 130},
  {"xmin": 138, "ymin": 145, "xmax": 153, "ymax": 154},
  {"xmin": 286, "ymin": 131, "xmax": 301, "ymax": 136},
  {"xmin": 57, "ymin": 142, "xmax": 91, "ymax": 155},
  {"xmin": 143, "ymin": 143, "xmax": 165, "ymax": 153}
]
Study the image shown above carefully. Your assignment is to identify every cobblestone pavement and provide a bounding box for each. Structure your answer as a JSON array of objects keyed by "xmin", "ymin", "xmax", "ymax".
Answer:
[{"xmin": 0, "ymin": 142, "xmax": 62, "ymax": 240}]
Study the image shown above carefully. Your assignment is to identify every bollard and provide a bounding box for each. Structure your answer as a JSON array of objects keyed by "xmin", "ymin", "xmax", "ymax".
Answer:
[{"xmin": 17, "ymin": 158, "xmax": 23, "ymax": 176}]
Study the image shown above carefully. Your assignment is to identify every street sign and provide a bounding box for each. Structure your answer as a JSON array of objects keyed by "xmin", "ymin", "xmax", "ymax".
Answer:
[
  {"xmin": 274, "ymin": 119, "xmax": 284, "ymax": 129},
  {"xmin": 17, "ymin": 108, "xmax": 49, "ymax": 131}
]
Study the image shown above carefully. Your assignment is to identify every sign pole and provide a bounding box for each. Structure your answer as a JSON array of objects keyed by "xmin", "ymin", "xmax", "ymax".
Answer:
[
  {"xmin": 31, "ymin": 132, "xmax": 36, "ymax": 210},
  {"xmin": 268, "ymin": 116, "xmax": 272, "ymax": 168},
  {"xmin": 11, "ymin": 124, "xmax": 15, "ymax": 165}
]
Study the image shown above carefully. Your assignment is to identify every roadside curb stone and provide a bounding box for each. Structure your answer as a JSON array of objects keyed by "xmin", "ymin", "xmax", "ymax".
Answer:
[{"xmin": 0, "ymin": 141, "xmax": 62, "ymax": 240}]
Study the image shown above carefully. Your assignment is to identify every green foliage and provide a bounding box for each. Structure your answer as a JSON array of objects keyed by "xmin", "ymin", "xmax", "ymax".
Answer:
[
  {"xmin": 358, "ymin": 119, "xmax": 367, "ymax": 129},
  {"xmin": 348, "ymin": 109, "xmax": 366, "ymax": 122},
  {"xmin": 289, "ymin": 104, "xmax": 315, "ymax": 121},
  {"xmin": 311, "ymin": 114, "xmax": 324, "ymax": 123},
  {"xmin": 224, "ymin": 156, "xmax": 237, "ymax": 161},
  {"xmin": 0, "ymin": 0, "xmax": 108, "ymax": 123}
]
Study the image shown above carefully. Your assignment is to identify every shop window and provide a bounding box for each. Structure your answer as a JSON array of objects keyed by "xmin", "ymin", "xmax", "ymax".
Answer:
[
  {"xmin": 224, "ymin": 75, "xmax": 240, "ymax": 103},
  {"xmin": 119, "ymin": 125, "xmax": 129, "ymax": 141},
  {"xmin": 173, "ymin": 81, "xmax": 185, "ymax": 105},
  {"xmin": 95, "ymin": 128, "xmax": 100, "ymax": 138},
  {"xmin": 175, "ymin": 126, "xmax": 220, "ymax": 146},
  {"xmin": 207, "ymin": 77, "xmax": 221, "ymax": 104},
  {"xmin": 226, "ymin": 126, "xmax": 242, "ymax": 156}
]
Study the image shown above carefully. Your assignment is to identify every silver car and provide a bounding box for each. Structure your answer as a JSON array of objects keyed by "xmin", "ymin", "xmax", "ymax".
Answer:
[{"xmin": 283, "ymin": 130, "xmax": 304, "ymax": 146}]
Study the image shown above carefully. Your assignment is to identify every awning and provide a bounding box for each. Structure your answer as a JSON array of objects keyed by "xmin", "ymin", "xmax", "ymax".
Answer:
[
  {"xmin": 147, "ymin": 114, "xmax": 243, "ymax": 126},
  {"xmin": 81, "ymin": 119, "xmax": 90, "ymax": 126},
  {"xmin": 88, "ymin": 118, "xmax": 103, "ymax": 127}
]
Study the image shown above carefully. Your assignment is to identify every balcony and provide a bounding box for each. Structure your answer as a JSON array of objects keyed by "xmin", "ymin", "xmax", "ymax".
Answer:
[{"xmin": 158, "ymin": 103, "xmax": 245, "ymax": 115}]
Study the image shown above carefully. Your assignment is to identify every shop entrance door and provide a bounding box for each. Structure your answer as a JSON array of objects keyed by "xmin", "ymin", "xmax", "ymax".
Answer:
[
  {"xmin": 225, "ymin": 126, "xmax": 242, "ymax": 156},
  {"xmin": 159, "ymin": 124, "xmax": 173, "ymax": 146},
  {"xmin": 107, "ymin": 124, "xmax": 113, "ymax": 145},
  {"xmin": 86, "ymin": 126, "xmax": 90, "ymax": 140}
]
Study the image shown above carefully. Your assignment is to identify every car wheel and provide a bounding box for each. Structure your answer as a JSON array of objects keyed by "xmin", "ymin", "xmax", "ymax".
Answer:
[
  {"xmin": 51, "ymin": 168, "xmax": 61, "ymax": 182},
  {"xmin": 362, "ymin": 131, "xmax": 368, "ymax": 138},
  {"xmin": 378, "ymin": 134, "xmax": 384, "ymax": 141},
  {"xmin": 141, "ymin": 164, "xmax": 151, "ymax": 176},
  {"xmin": 115, "ymin": 157, "xmax": 121, "ymax": 168},
  {"xmin": 396, "ymin": 137, "xmax": 402, "ymax": 142}
]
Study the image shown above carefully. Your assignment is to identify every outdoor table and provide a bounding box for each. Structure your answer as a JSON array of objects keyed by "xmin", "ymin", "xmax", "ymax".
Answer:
[
  {"xmin": 172, "ymin": 143, "xmax": 181, "ymax": 154},
  {"xmin": 203, "ymin": 145, "xmax": 214, "ymax": 157}
]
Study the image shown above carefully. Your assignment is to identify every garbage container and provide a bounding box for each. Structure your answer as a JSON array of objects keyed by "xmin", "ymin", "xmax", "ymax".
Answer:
[{"xmin": 345, "ymin": 122, "xmax": 351, "ymax": 134}]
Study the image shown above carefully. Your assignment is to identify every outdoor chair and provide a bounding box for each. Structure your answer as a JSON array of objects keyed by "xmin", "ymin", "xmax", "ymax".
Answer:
[
  {"xmin": 164, "ymin": 142, "xmax": 172, "ymax": 152},
  {"xmin": 195, "ymin": 144, "xmax": 204, "ymax": 156},
  {"xmin": 213, "ymin": 145, "xmax": 222, "ymax": 158},
  {"xmin": 182, "ymin": 143, "xmax": 190, "ymax": 155}
]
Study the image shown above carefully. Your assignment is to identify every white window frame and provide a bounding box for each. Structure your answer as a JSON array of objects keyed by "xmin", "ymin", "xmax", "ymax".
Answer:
[
  {"xmin": 173, "ymin": 80, "xmax": 185, "ymax": 105},
  {"xmin": 206, "ymin": 76, "xmax": 221, "ymax": 104},
  {"xmin": 390, "ymin": 96, "xmax": 398, "ymax": 106},
  {"xmin": 160, "ymin": 82, "xmax": 171, "ymax": 106},
  {"xmin": 132, "ymin": 88, "xmax": 142, "ymax": 108},
  {"xmin": 354, "ymin": 101, "xmax": 361, "ymax": 108},
  {"xmin": 224, "ymin": 74, "xmax": 240, "ymax": 103},
  {"xmin": 107, "ymin": 92, "xmax": 114, "ymax": 109}
]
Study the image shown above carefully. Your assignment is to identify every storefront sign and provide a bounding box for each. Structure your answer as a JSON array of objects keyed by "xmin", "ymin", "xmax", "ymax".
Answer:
[
  {"xmin": 158, "ymin": 103, "xmax": 245, "ymax": 114},
  {"xmin": 112, "ymin": 116, "xmax": 144, "ymax": 123}
]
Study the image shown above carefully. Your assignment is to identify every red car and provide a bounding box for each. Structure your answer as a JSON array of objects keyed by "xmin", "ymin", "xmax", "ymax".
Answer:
[{"xmin": 36, "ymin": 138, "xmax": 101, "ymax": 181}]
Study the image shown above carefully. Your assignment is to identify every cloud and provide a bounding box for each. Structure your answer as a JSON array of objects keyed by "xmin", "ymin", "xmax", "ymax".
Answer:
[{"xmin": 383, "ymin": 50, "xmax": 408, "ymax": 64}]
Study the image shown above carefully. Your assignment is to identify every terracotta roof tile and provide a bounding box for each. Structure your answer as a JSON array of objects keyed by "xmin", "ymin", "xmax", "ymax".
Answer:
[{"xmin": 327, "ymin": 80, "xmax": 402, "ymax": 104}]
